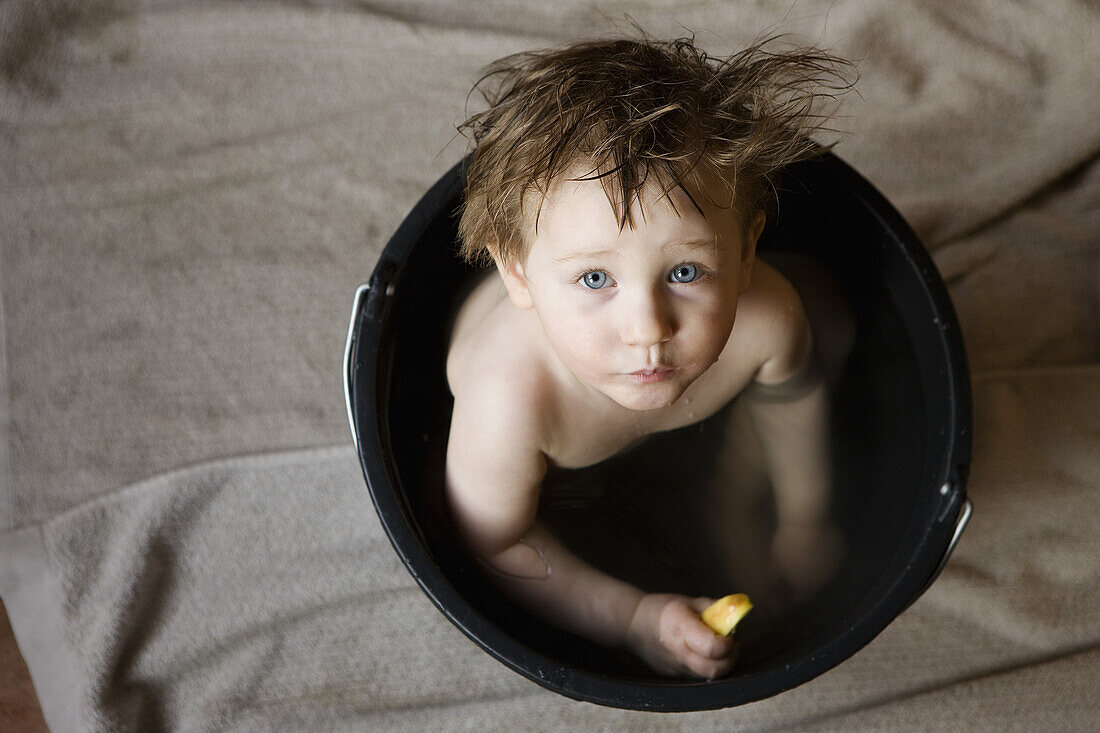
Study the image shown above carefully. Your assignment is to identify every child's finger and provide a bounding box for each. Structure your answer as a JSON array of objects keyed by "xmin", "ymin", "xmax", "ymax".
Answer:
[
  {"xmin": 684, "ymin": 622, "xmax": 736, "ymax": 658},
  {"xmin": 682, "ymin": 647, "xmax": 736, "ymax": 680},
  {"xmin": 666, "ymin": 600, "xmax": 732, "ymax": 657}
]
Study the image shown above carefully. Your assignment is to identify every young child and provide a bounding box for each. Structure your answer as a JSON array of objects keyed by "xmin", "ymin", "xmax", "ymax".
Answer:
[{"xmin": 445, "ymin": 34, "xmax": 851, "ymax": 679}]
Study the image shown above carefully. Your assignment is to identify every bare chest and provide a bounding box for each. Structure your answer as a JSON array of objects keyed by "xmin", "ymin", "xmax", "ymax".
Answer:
[
  {"xmin": 544, "ymin": 375, "xmax": 743, "ymax": 470},
  {"xmin": 544, "ymin": 412, "xmax": 655, "ymax": 469}
]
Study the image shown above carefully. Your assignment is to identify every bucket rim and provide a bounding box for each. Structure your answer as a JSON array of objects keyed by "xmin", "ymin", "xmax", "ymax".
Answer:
[{"xmin": 343, "ymin": 152, "xmax": 973, "ymax": 711}]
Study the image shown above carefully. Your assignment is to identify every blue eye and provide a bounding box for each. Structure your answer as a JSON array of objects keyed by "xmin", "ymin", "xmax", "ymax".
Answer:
[
  {"xmin": 582, "ymin": 270, "xmax": 610, "ymax": 289},
  {"xmin": 670, "ymin": 264, "xmax": 699, "ymax": 283}
]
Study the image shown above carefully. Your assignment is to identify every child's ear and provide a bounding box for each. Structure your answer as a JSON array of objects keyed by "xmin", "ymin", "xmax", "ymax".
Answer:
[
  {"xmin": 738, "ymin": 210, "xmax": 766, "ymax": 293},
  {"xmin": 495, "ymin": 256, "xmax": 535, "ymax": 310}
]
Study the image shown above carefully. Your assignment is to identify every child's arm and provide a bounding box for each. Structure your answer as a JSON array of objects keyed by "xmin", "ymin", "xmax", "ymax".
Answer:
[
  {"xmin": 446, "ymin": 388, "xmax": 736, "ymax": 678},
  {"xmin": 743, "ymin": 288, "xmax": 842, "ymax": 596}
]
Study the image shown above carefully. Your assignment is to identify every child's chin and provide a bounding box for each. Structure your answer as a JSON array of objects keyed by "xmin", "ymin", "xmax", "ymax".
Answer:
[{"xmin": 611, "ymin": 385, "xmax": 684, "ymax": 412}]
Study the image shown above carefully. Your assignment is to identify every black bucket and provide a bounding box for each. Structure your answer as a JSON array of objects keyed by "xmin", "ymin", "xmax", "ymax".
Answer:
[{"xmin": 343, "ymin": 153, "xmax": 972, "ymax": 712}]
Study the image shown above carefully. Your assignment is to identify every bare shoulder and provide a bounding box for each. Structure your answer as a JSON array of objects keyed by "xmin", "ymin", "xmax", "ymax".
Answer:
[
  {"xmin": 727, "ymin": 260, "xmax": 813, "ymax": 385},
  {"xmin": 448, "ymin": 340, "xmax": 548, "ymax": 471},
  {"xmin": 445, "ymin": 312, "xmax": 553, "ymax": 556},
  {"xmin": 445, "ymin": 283, "xmax": 552, "ymax": 522},
  {"xmin": 446, "ymin": 275, "xmax": 550, "ymax": 428},
  {"xmin": 446, "ymin": 270, "xmax": 506, "ymax": 379}
]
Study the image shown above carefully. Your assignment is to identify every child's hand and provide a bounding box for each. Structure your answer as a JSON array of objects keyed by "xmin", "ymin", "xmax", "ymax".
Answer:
[
  {"xmin": 625, "ymin": 594, "xmax": 738, "ymax": 679},
  {"xmin": 770, "ymin": 520, "xmax": 843, "ymax": 599}
]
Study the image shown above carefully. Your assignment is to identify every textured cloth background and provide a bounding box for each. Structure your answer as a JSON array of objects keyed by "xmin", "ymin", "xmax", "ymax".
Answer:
[{"xmin": 1, "ymin": 0, "xmax": 1098, "ymax": 730}]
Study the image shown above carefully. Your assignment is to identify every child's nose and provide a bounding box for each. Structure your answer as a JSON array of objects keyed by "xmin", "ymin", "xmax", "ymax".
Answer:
[{"xmin": 621, "ymin": 289, "xmax": 674, "ymax": 348}]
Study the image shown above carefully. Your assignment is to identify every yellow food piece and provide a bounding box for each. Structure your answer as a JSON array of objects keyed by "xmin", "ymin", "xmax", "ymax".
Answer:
[{"xmin": 701, "ymin": 594, "xmax": 753, "ymax": 636}]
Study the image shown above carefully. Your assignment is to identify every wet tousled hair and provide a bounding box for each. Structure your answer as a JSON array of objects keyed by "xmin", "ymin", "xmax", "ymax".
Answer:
[{"xmin": 456, "ymin": 32, "xmax": 855, "ymax": 267}]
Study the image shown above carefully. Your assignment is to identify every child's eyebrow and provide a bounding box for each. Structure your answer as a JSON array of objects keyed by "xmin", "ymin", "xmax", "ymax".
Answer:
[
  {"xmin": 554, "ymin": 249, "xmax": 615, "ymax": 263},
  {"xmin": 554, "ymin": 238, "xmax": 721, "ymax": 264},
  {"xmin": 663, "ymin": 238, "xmax": 722, "ymax": 254}
]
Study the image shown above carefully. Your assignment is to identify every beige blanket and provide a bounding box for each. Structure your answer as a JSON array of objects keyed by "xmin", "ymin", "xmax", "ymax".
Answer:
[{"xmin": 1, "ymin": 1, "xmax": 1097, "ymax": 730}]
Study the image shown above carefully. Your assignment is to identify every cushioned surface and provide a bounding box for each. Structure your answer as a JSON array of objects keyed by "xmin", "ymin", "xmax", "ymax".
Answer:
[{"xmin": 1, "ymin": 0, "xmax": 1097, "ymax": 730}]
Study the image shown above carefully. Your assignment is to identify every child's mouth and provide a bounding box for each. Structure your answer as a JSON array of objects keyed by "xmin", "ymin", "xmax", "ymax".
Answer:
[{"xmin": 628, "ymin": 367, "xmax": 674, "ymax": 384}]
